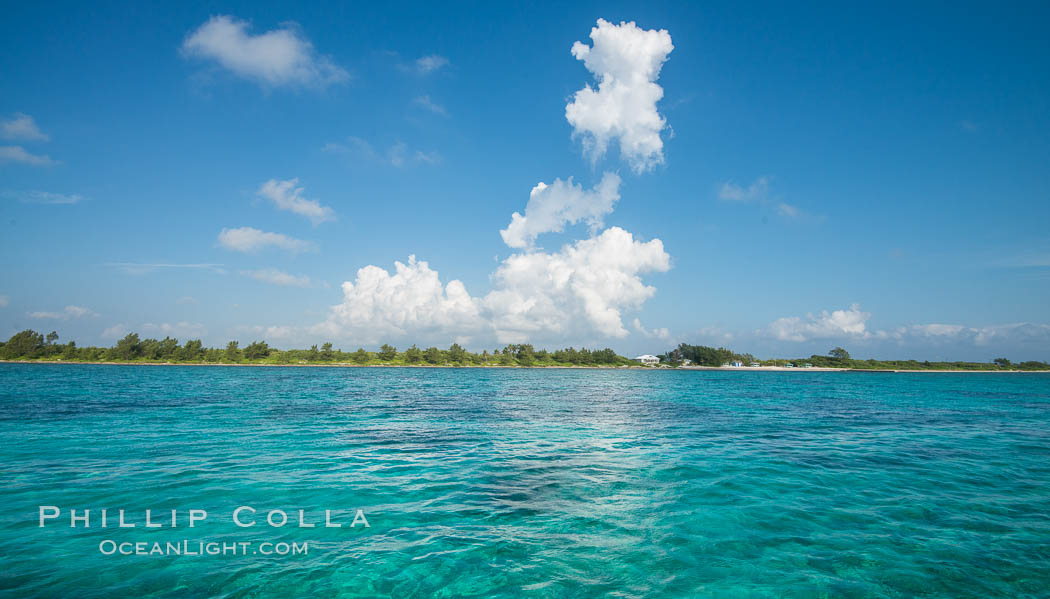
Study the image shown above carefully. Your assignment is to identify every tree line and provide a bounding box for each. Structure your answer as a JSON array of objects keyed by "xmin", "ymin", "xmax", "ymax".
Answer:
[
  {"xmin": 660, "ymin": 344, "xmax": 757, "ymax": 367},
  {"xmin": 0, "ymin": 329, "xmax": 634, "ymax": 367},
  {"xmin": 4, "ymin": 330, "xmax": 1046, "ymax": 370},
  {"xmin": 659, "ymin": 343, "xmax": 1050, "ymax": 371}
]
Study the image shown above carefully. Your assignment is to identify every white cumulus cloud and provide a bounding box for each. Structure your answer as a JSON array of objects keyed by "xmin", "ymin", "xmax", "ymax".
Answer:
[
  {"xmin": 1, "ymin": 113, "xmax": 48, "ymax": 141},
  {"xmin": 314, "ymin": 227, "xmax": 669, "ymax": 346},
  {"xmin": 218, "ymin": 227, "xmax": 315, "ymax": 253},
  {"xmin": 767, "ymin": 304, "xmax": 871, "ymax": 342},
  {"xmin": 241, "ymin": 268, "xmax": 311, "ymax": 287},
  {"xmin": 314, "ymin": 255, "xmax": 484, "ymax": 344},
  {"xmin": 257, "ymin": 178, "xmax": 334, "ymax": 225},
  {"xmin": 181, "ymin": 15, "xmax": 348, "ymax": 88},
  {"xmin": 486, "ymin": 227, "xmax": 669, "ymax": 342},
  {"xmin": 500, "ymin": 172, "xmax": 620, "ymax": 249},
  {"xmin": 565, "ymin": 18, "xmax": 673, "ymax": 173},
  {"xmin": 272, "ymin": 20, "xmax": 677, "ymax": 349}
]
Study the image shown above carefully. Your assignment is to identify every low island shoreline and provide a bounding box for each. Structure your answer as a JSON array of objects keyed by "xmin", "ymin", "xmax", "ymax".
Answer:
[
  {"xmin": 3, "ymin": 329, "xmax": 1047, "ymax": 372},
  {"xmin": 1, "ymin": 360, "xmax": 1046, "ymax": 373}
]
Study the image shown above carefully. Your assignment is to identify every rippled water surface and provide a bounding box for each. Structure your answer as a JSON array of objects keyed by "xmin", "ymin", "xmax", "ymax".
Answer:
[{"xmin": 2, "ymin": 364, "xmax": 1049, "ymax": 597}]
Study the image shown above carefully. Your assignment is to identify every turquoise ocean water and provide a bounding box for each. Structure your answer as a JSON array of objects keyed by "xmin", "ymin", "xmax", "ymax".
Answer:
[{"xmin": 1, "ymin": 364, "xmax": 1048, "ymax": 598}]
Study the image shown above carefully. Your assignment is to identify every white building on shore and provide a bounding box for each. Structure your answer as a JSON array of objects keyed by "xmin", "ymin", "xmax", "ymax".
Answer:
[{"xmin": 634, "ymin": 354, "xmax": 660, "ymax": 366}]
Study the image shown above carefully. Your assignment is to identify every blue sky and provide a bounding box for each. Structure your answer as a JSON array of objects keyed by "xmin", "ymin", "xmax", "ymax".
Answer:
[{"xmin": 2, "ymin": 1, "xmax": 1048, "ymax": 360}]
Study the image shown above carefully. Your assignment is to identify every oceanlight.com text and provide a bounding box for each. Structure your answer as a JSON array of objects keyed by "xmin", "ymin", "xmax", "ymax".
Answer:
[{"xmin": 98, "ymin": 539, "xmax": 308, "ymax": 557}]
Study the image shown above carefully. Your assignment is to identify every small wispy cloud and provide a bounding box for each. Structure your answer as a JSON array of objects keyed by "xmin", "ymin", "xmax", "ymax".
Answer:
[
  {"xmin": 101, "ymin": 324, "xmax": 129, "ymax": 340},
  {"xmin": 234, "ymin": 324, "xmax": 300, "ymax": 341},
  {"xmin": 987, "ymin": 251, "xmax": 1050, "ymax": 269},
  {"xmin": 407, "ymin": 54, "xmax": 449, "ymax": 75},
  {"xmin": 323, "ymin": 136, "xmax": 441, "ymax": 167},
  {"xmin": 0, "ymin": 295, "xmax": 9, "ymax": 308},
  {"xmin": 256, "ymin": 178, "xmax": 335, "ymax": 225},
  {"xmin": 0, "ymin": 146, "xmax": 57, "ymax": 166},
  {"xmin": 28, "ymin": 305, "xmax": 98, "ymax": 320},
  {"xmin": 883, "ymin": 322, "xmax": 1050, "ymax": 350},
  {"xmin": 389, "ymin": 142, "xmax": 441, "ymax": 167},
  {"xmin": 108, "ymin": 262, "xmax": 227, "ymax": 275},
  {"xmin": 718, "ymin": 177, "xmax": 769, "ymax": 203},
  {"xmin": 2, "ymin": 190, "xmax": 84, "ymax": 204},
  {"xmin": 718, "ymin": 176, "xmax": 820, "ymax": 222},
  {"xmin": 632, "ymin": 318, "xmax": 670, "ymax": 340},
  {"xmin": 102, "ymin": 321, "xmax": 208, "ymax": 340},
  {"xmin": 180, "ymin": 15, "xmax": 348, "ymax": 89},
  {"xmin": 217, "ymin": 226, "xmax": 316, "ymax": 253},
  {"xmin": 241, "ymin": 268, "xmax": 311, "ymax": 287},
  {"xmin": 412, "ymin": 95, "xmax": 447, "ymax": 116},
  {"xmin": 142, "ymin": 321, "xmax": 208, "ymax": 339},
  {"xmin": 1, "ymin": 113, "xmax": 49, "ymax": 141}
]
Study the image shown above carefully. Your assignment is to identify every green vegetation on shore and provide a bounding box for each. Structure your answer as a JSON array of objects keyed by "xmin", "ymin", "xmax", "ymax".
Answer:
[
  {"xmin": 0, "ymin": 329, "xmax": 633, "ymax": 367},
  {"xmin": 660, "ymin": 343, "xmax": 1050, "ymax": 371},
  {"xmin": 2, "ymin": 330, "xmax": 1047, "ymax": 371}
]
